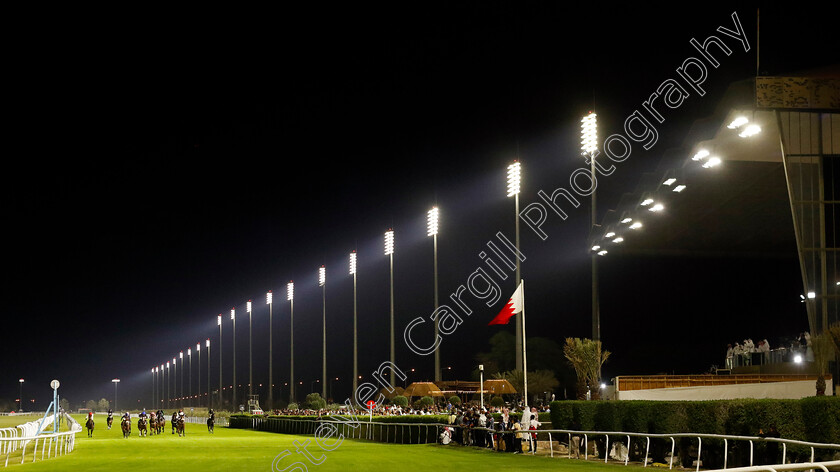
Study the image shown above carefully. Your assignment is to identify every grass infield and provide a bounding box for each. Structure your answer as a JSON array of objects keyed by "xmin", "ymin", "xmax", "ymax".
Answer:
[{"xmin": 3, "ymin": 414, "xmax": 644, "ymax": 471}]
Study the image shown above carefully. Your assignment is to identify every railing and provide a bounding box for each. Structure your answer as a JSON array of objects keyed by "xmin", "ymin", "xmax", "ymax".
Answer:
[
  {"xmin": 1, "ymin": 412, "xmax": 81, "ymax": 467},
  {"xmin": 184, "ymin": 416, "xmax": 228, "ymax": 426},
  {"xmin": 230, "ymin": 416, "xmax": 840, "ymax": 470},
  {"xmin": 702, "ymin": 461, "xmax": 840, "ymax": 472}
]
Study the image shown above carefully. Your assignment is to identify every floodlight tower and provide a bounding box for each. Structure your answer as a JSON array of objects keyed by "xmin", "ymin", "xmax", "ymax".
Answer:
[
  {"xmin": 266, "ymin": 290, "xmax": 273, "ymax": 410},
  {"xmin": 350, "ymin": 251, "xmax": 358, "ymax": 396},
  {"xmin": 581, "ymin": 111, "xmax": 600, "ymax": 343},
  {"xmin": 319, "ymin": 266, "xmax": 327, "ymax": 399},
  {"xmin": 385, "ymin": 229, "xmax": 396, "ymax": 386},
  {"xmin": 231, "ymin": 307, "xmax": 237, "ymax": 410},
  {"xmin": 247, "ymin": 299, "xmax": 253, "ymax": 398},
  {"xmin": 427, "ymin": 207, "xmax": 441, "ymax": 381},
  {"xmin": 287, "ymin": 281, "xmax": 295, "ymax": 403},
  {"xmin": 507, "ymin": 161, "xmax": 523, "ymax": 371}
]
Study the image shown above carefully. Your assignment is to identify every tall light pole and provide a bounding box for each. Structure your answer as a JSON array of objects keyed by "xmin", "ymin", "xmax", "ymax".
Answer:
[
  {"xmin": 196, "ymin": 343, "xmax": 201, "ymax": 408},
  {"xmin": 507, "ymin": 161, "xmax": 523, "ymax": 372},
  {"xmin": 160, "ymin": 365, "xmax": 164, "ymax": 408},
  {"xmin": 217, "ymin": 314, "xmax": 222, "ymax": 410},
  {"xmin": 173, "ymin": 357, "xmax": 178, "ymax": 409},
  {"xmin": 231, "ymin": 307, "xmax": 237, "ymax": 411},
  {"xmin": 188, "ymin": 348, "xmax": 192, "ymax": 408},
  {"xmin": 179, "ymin": 351, "xmax": 184, "ymax": 409},
  {"xmin": 18, "ymin": 379, "xmax": 24, "ymax": 412},
  {"xmin": 319, "ymin": 266, "xmax": 327, "ymax": 399},
  {"xmin": 247, "ymin": 299, "xmax": 253, "ymax": 399},
  {"xmin": 478, "ymin": 364, "xmax": 484, "ymax": 410},
  {"xmin": 206, "ymin": 339, "xmax": 211, "ymax": 409},
  {"xmin": 287, "ymin": 281, "xmax": 295, "ymax": 403},
  {"xmin": 151, "ymin": 368, "xmax": 155, "ymax": 408},
  {"xmin": 428, "ymin": 207, "xmax": 441, "ymax": 382},
  {"xmin": 266, "ymin": 290, "xmax": 273, "ymax": 410},
  {"xmin": 166, "ymin": 362, "xmax": 171, "ymax": 408},
  {"xmin": 350, "ymin": 251, "xmax": 358, "ymax": 396},
  {"xmin": 581, "ymin": 111, "xmax": 600, "ymax": 343},
  {"xmin": 112, "ymin": 378, "xmax": 120, "ymax": 411},
  {"xmin": 385, "ymin": 229, "xmax": 395, "ymax": 387}
]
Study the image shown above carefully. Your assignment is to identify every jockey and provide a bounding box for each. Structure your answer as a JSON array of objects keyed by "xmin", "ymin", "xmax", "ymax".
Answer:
[
  {"xmin": 139, "ymin": 409, "xmax": 147, "ymax": 419},
  {"xmin": 107, "ymin": 410, "xmax": 113, "ymax": 419},
  {"xmin": 122, "ymin": 412, "xmax": 130, "ymax": 422},
  {"xmin": 208, "ymin": 409, "xmax": 215, "ymax": 420},
  {"xmin": 87, "ymin": 411, "xmax": 94, "ymax": 422}
]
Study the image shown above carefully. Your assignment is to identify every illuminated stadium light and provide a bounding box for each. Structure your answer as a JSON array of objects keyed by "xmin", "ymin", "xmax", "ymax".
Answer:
[
  {"xmin": 287, "ymin": 281, "xmax": 294, "ymax": 301},
  {"xmin": 648, "ymin": 203, "xmax": 664, "ymax": 212},
  {"xmin": 727, "ymin": 116, "xmax": 749, "ymax": 129},
  {"xmin": 597, "ymin": 250, "xmax": 608, "ymax": 256},
  {"xmin": 702, "ymin": 157, "xmax": 722, "ymax": 168},
  {"xmin": 266, "ymin": 290, "xmax": 272, "ymax": 305},
  {"xmin": 641, "ymin": 198, "xmax": 654, "ymax": 206},
  {"xmin": 319, "ymin": 266, "xmax": 326, "ymax": 287},
  {"xmin": 673, "ymin": 184, "xmax": 686, "ymax": 192},
  {"xmin": 230, "ymin": 308, "xmax": 235, "ymax": 320},
  {"xmin": 604, "ymin": 231, "xmax": 616, "ymax": 238},
  {"xmin": 663, "ymin": 178, "xmax": 677, "ymax": 186},
  {"xmin": 591, "ymin": 245, "xmax": 601, "ymax": 251},
  {"xmin": 349, "ymin": 251, "xmax": 357, "ymax": 275},
  {"xmin": 246, "ymin": 300, "xmax": 252, "ymax": 313},
  {"xmin": 807, "ymin": 291, "xmax": 816, "ymax": 299},
  {"xmin": 581, "ymin": 112, "xmax": 598, "ymax": 156},
  {"xmin": 612, "ymin": 237, "xmax": 624, "ymax": 243},
  {"xmin": 620, "ymin": 217, "xmax": 633, "ymax": 224},
  {"xmin": 738, "ymin": 124, "xmax": 761, "ymax": 138},
  {"xmin": 629, "ymin": 222, "xmax": 643, "ymax": 229},
  {"xmin": 384, "ymin": 229, "xmax": 394, "ymax": 255},
  {"xmin": 217, "ymin": 314, "xmax": 221, "ymax": 326},
  {"xmin": 506, "ymin": 161, "xmax": 521, "ymax": 197},
  {"xmin": 427, "ymin": 207, "xmax": 439, "ymax": 237},
  {"xmin": 692, "ymin": 149, "xmax": 710, "ymax": 161}
]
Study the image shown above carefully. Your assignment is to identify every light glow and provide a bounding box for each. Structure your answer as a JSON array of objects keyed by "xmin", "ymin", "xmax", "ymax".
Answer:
[
  {"xmin": 581, "ymin": 112, "xmax": 598, "ymax": 156},
  {"xmin": 738, "ymin": 124, "xmax": 761, "ymax": 138},
  {"xmin": 807, "ymin": 291, "xmax": 816, "ymax": 299},
  {"xmin": 319, "ymin": 266, "xmax": 326, "ymax": 287},
  {"xmin": 612, "ymin": 237, "xmax": 624, "ymax": 243},
  {"xmin": 629, "ymin": 222, "xmax": 643, "ymax": 229},
  {"xmin": 663, "ymin": 178, "xmax": 677, "ymax": 186},
  {"xmin": 506, "ymin": 161, "xmax": 521, "ymax": 197},
  {"xmin": 604, "ymin": 231, "xmax": 615, "ymax": 238},
  {"xmin": 648, "ymin": 203, "xmax": 664, "ymax": 212},
  {"xmin": 641, "ymin": 198, "xmax": 654, "ymax": 206},
  {"xmin": 217, "ymin": 314, "xmax": 222, "ymax": 326},
  {"xmin": 692, "ymin": 149, "xmax": 710, "ymax": 161},
  {"xmin": 621, "ymin": 217, "xmax": 633, "ymax": 224},
  {"xmin": 427, "ymin": 207, "xmax": 439, "ymax": 236},
  {"xmin": 727, "ymin": 116, "xmax": 749, "ymax": 129},
  {"xmin": 349, "ymin": 251, "xmax": 357, "ymax": 275},
  {"xmin": 206, "ymin": 339, "xmax": 210, "ymax": 347},
  {"xmin": 230, "ymin": 308, "xmax": 235, "ymax": 320},
  {"xmin": 246, "ymin": 300, "xmax": 252, "ymax": 313},
  {"xmin": 591, "ymin": 245, "xmax": 601, "ymax": 251},
  {"xmin": 188, "ymin": 348, "xmax": 191, "ymax": 356},
  {"xmin": 703, "ymin": 157, "xmax": 722, "ymax": 168},
  {"xmin": 673, "ymin": 184, "xmax": 686, "ymax": 192},
  {"xmin": 287, "ymin": 281, "xmax": 294, "ymax": 301},
  {"xmin": 597, "ymin": 250, "xmax": 608, "ymax": 256},
  {"xmin": 384, "ymin": 229, "xmax": 394, "ymax": 255},
  {"xmin": 266, "ymin": 290, "xmax": 273, "ymax": 305}
]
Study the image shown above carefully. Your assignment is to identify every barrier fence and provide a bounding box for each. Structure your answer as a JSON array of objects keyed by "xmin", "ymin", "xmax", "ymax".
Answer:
[
  {"xmin": 230, "ymin": 416, "xmax": 840, "ymax": 470},
  {"xmin": 1, "ymin": 412, "xmax": 80, "ymax": 467}
]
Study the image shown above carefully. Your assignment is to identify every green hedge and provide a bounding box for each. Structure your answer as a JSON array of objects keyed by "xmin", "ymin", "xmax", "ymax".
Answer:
[{"xmin": 549, "ymin": 398, "xmax": 839, "ymax": 446}]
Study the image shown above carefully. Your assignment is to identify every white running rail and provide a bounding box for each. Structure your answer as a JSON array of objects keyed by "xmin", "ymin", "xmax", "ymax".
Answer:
[{"xmin": 0, "ymin": 413, "xmax": 81, "ymax": 466}]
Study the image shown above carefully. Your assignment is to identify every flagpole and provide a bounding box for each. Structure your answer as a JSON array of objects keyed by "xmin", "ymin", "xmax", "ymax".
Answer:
[{"xmin": 520, "ymin": 279, "xmax": 528, "ymax": 408}]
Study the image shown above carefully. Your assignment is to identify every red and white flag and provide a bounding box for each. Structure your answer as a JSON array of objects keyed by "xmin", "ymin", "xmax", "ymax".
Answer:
[{"xmin": 488, "ymin": 281, "xmax": 523, "ymax": 326}]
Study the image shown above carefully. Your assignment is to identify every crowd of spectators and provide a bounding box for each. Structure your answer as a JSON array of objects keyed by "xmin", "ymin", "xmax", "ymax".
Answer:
[{"xmin": 724, "ymin": 331, "xmax": 813, "ymax": 368}]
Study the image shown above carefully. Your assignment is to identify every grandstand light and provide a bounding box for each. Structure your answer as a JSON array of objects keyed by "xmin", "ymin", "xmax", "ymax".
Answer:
[
  {"xmin": 663, "ymin": 178, "xmax": 677, "ymax": 186},
  {"xmin": 591, "ymin": 245, "xmax": 601, "ymax": 251},
  {"xmin": 794, "ymin": 354, "xmax": 803, "ymax": 364},
  {"xmin": 597, "ymin": 250, "xmax": 608, "ymax": 256},
  {"xmin": 621, "ymin": 217, "xmax": 633, "ymax": 224},
  {"xmin": 648, "ymin": 203, "xmax": 664, "ymax": 212},
  {"xmin": 640, "ymin": 198, "xmax": 654, "ymax": 206},
  {"xmin": 727, "ymin": 116, "xmax": 749, "ymax": 129},
  {"xmin": 604, "ymin": 231, "xmax": 615, "ymax": 238},
  {"xmin": 629, "ymin": 222, "xmax": 643, "ymax": 229},
  {"xmin": 612, "ymin": 237, "xmax": 624, "ymax": 243},
  {"xmin": 319, "ymin": 266, "xmax": 326, "ymax": 287},
  {"xmin": 702, "ymin": 157, "xmax": 722, "ymax": 168},
  {"xmin": 384, "ymin": 229, "xmax": 394, "ymax": 255},
  {"xmin": 581, "ymin": 112, "xmax": 598, "ymax": 156},
  {"xmin": 807, "ymin": 291, "xmax": 816, "ymax": 299},
  {"xmin": 507, "ymin": 161, "xmax": 521, "ymax": 197},
  {"xmin": 738, "ymin": 124, "xmax": 761, "ymax": 138},
  {"xmin": 427, "ymin": 207, "xmax": 439, "ymax": 237},
  {"xmin": 673, "ymin": 185, "xmax": 686, "ymax": 192},
  {"xmin": 692, "ymin": 149, "xmax": 710, "ymax": 161}
]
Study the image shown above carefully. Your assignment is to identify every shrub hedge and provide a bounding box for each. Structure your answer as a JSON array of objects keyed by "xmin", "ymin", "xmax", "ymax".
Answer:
[{"xmin": 548, "ymin": 397, "xmax": 840, "ymax": 461}]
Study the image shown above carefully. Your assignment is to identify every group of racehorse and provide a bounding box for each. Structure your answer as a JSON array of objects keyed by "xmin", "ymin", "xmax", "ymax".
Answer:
[{"xmin": 85, "ymin": 410, "xmax": 214, "ymax": 438}]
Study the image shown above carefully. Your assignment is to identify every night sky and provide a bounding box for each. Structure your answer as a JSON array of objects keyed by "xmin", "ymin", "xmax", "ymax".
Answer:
[{"xmin": 3, "ymin": 4, "xmax": 837, "ymax": 410}]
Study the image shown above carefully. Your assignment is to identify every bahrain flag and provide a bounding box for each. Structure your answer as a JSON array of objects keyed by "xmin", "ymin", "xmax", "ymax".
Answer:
[{"xmin": 487, "ymin": 282, "xmax": 523, "ymax": 325}]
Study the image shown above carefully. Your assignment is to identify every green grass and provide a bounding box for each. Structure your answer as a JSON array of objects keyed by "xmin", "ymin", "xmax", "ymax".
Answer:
[{"xmin": 3, "ymin": 414, "xmax": 644, "ymax": 471}]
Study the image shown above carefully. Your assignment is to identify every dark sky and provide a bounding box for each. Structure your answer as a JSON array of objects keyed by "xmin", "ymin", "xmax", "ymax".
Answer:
[{"xmin": 3, "ymin": 4, "xmax": 837, "ymax": 409}]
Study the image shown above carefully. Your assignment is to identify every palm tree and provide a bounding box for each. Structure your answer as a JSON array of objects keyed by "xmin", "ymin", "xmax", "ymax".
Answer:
[
  {"xmin": 492, "ymin": 369, "xmax": 559, "ymax": 404},
  {"xmin": 812, "ymin": 332, "xmax": 834, "ymax": 396},
  {"xmin": 563, "ymin": 338, "xmax": 610, "ymax": 400}
]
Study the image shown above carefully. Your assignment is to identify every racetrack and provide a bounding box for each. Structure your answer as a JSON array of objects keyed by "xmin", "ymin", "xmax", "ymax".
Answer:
[{"xmin": 4, "ymin": 414, "xmax": 642, "ymax": 471}]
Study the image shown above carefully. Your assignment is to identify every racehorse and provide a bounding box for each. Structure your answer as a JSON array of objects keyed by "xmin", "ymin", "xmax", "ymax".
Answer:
[
  {"xmin": 138, "ymin": 417, "xmax": 148, "ymax": 437},
  {"xmin": 107, "ymin": 415, "xmax": 113, "ymax": 430},
  {"xmin": 175, "ymin": 416, "xmax": 185, "ymax": 437},
  {"xmin": 206, "ymin": 416, "xmax": 214, "ymax": 434},
  {"xmin": 85, "ymin": 417, "xmax": 94, "ymax": 437},
  {"xmin": 148, "ymin": 414, "xmax": 157, "ymax": 435},
  {"xmin": 121, "ymin": 417, "xmax": 131, "ymax": 438},
  {"xmin": 158, "ymin": 416, "xmax": 166, "ymax": 435}
]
